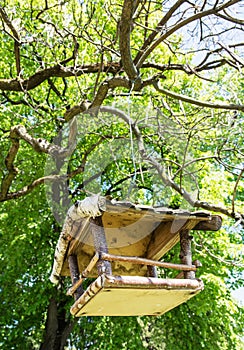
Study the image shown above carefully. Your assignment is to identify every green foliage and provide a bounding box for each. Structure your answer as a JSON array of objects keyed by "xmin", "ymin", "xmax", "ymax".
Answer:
[
  {"xmin": 0, "ymin": 190, "xmax": 53, "ymax": 348},
  {"xmin": 0, "ymin": 1, "xmax": 243, "ymax": 349},
  {"xmin": 149, "ymin": 276, "xmax": 243, "ymax": 350}
]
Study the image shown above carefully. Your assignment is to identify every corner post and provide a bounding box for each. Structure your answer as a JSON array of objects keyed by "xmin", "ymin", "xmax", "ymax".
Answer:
[
  {"xmin": 90, "ymin": 216, "xmax": 112, "ymax": 276},
  {"xmin": 179, "ymin": 229, "xmax": 195, "ymax": 279},
  {"xmin": 147, "ymin": 265, "xmax": 158, "ymax": 278},
  {"xmin": 68, "ymin": 255, "xmax": 84, "ymax": 300}
]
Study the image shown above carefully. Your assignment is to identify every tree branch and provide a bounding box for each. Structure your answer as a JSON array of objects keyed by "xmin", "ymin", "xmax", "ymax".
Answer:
[
  {"xmin": 9, "ymin": 124, "xmax": 76, "ymax": 157},
  {"xmin": 0, "ymin": 164, "xmax": 86, "ymax": 202},
  {"xmin": 0, "ymin": 119, "xmax": 77, "ymax": 201},
  {"xmin": 64, "ymin": 101, "xmax": 90, "ymax": 122},
  {"xmin": 134, "ymin": 0, "xmax": 186, "ymax": 65},
  {"xmin": 100, "ymin": 106, "xmax": 242, "ymax": 221},
  {"xmin": 119, "ymin": 0, "xmax": 140, "ymax": 83},
  {"xmin": 153, "ymin": 81, "xmax": 244, "ymax": 112},
  {"xmin": 39, "ymin": 298, "xmax": 58, "ymax": 350},
  {"xmin": 0, "ymin": 6, "xmax": 21, "ymax": 76},
  {"xmin": 231, "ymin": 168, "xmax": 244, "ymax": 214},
  {"xmin": 0, "ymin": 60, "xmax": 120, "ymax": 92},
  {"xmin": 0, "ymin": 135, "xmax": 19, "ymax": 200},
  {"xmin": 217, "ymin": 10, "xmax": 244, "ymax": 25},
  {"xmin": 136, "ymin": 0, "xmax": 241, "ymax": 68},
  {"xmin": 218, "ymin": 42, "xmax": 244, "ymax": 67}
]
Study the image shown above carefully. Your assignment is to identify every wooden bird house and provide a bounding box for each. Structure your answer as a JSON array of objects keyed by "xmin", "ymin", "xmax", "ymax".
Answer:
[{"xmin": 50, "ymin": 195, "xmax": 222, "ymax": 317}]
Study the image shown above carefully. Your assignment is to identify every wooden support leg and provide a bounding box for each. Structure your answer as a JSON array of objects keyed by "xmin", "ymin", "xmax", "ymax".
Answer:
[
  {"xmin": 179, "ymin": 229, "xmax": 195, "ymax": 279},
  {"xmin": 147, "ymin": 265, "xmax": 158, "ymax": 278},
  {"xmin": 68, "ymin": 255, "xmax": 84, "ymax": 300},
  {"xmin": 90, "ymin": 216, "xmax": 112, "ymax": 276}
]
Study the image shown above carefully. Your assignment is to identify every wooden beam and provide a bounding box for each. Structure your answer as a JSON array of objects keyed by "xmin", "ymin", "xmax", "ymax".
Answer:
[
  {"xmin": 101, "ymin": 252, "xmax": 196, "ymax": 272},
  {"xmin": 90, "ymin": 216, "xmax": 112, "ymax": 275},
  {"xmin": 82, "ymin": 252, "xmax": 100, "ymax": 277},
  {"xmin": 147, "ymin": 265, "xmax": 158, "ymax": 278},
  {"xmin": 146, "ymin": 219, "xmax": 199, "ymax": 261},
  {"xmin": 192, "ymin": 215, "xmax": 222, "ymax": 231},
  {"xmin": 68, "ymin": 255, "xmax": 84, "ymax": 300},
  {"xmin": 179, "ymin": 230, "xmax": 195, "ymax": 279}
]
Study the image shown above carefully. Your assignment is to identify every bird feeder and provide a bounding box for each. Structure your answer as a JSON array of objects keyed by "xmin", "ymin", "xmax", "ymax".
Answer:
[{"xmin": 50, "ymin": 194, "xmax": 222, "ymax": 317}]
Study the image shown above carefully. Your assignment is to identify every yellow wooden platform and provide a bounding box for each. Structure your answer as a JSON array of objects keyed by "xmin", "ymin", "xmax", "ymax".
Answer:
[
  {"xmin": 49, "ymin": 196, "xmax": 221, "ymax": 317},
  {"xmin": 70, "ymin": 275, "xmax": 204, "ymax": 317}
]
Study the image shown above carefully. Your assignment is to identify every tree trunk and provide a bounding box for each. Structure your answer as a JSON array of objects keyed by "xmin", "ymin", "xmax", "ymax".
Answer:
[{"xmin": 39, "ymin": 298, "xmax": 77, "ymax": 350}]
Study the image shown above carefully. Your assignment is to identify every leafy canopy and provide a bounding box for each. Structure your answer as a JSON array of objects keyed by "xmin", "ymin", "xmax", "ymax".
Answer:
[{"xmin": 0, "ymin": 1, "xmax": 243, "ymax": 349}]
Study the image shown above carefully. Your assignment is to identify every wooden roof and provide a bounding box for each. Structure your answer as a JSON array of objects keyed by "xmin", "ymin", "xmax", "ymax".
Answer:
[{"xmin": 50, "ymin": 196, "xmax": 222, "ymax": 283}]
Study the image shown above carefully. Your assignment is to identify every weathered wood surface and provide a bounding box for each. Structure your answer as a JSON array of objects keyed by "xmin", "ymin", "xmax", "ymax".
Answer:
[
  {"xmin": 179, "ymin": 230, "xmax": 195, "ymax": 279},
  {"xmin": 90, "ymin": 216, "xmax": 112, "ymax": 275},
  {"xmin": 101, "ymin": 252, "xmax": 196, "ymax": 272},
  {"xmin": 192, "ymin": 215, "xmax": 222, "ymax": 231},
  {"xmin": 68, "ymin": 255, "xmax": 84, "ymax": 300},
  {"xmin": 50, "ymin": 196, "xmax": 222, "ymax": 282},
  {"xmin": 70, "ymin": 275, "xmax": 204, "ymax": 317},
  {"xmin": 67, "ymin": 253, "xmax": 99, "ymax": 296},
  {"xmin": 146, "ymin": 219, "xmax": 198, "ymax": 261},
  {"xmin": 50, "ymin": 194, "xmax": 105, "ymax": 284}
]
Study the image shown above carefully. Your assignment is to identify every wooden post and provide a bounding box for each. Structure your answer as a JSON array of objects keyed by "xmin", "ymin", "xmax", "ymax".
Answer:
[
  {"xmin": 68, "ymin": 255, "xmax": 84, "ymax": 300},
  {"xmin": 147, "ymin": 265, "xmax": 158, "ymax": 278},
  {"xmin": 90, "ymin": 216, "xmax": 112, "ymax": 275},
  {"xmin": 179, "ymin": 229, "xmax": 195, "ymax": 279}
]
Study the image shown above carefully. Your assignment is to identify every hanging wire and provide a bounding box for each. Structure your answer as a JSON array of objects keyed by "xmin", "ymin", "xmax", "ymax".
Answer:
[{"xmin": 126, "ymin": 81, "xmax": 138, "ymax": 199}]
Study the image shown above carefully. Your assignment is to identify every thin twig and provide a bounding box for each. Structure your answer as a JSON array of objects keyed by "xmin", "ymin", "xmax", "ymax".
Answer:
[{"xmin": 232, "ymin": 168, "xmax": 244, "ymax": 214}]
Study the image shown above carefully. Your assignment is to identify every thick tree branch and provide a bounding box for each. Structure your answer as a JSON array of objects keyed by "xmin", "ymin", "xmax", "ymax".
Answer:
[
  {"xmin": 0, "ymin": 6, "xmax": 21, "ymax": 76},
  {"xmin": 9, "ymin": 124, "xmax": 76, "ymax": 157},
  {"xmin": 0, "ymin": 61, "xmax": 120, "ymax": 92},
  {"xmin": 0, "ymin": 136, "xmax": 19, "ymax": 200},
  {"xmin": 64, "ymin": 101, "xmax": 90, "ymax": 122},
  {"xmin": 0, "ymin": 164, "xmax": 85, "ymax": 202},
  {"xmin": 89, "ymin": 77, "xmax": 130, "ymax": 110},
  {"xmin": 39, "ymin": 298, "xmax": 58, "ymax": 350},
  {"xmin": 0, "ymin": 64, "xmax": 70, "ymax": 92},
  {"xmin": 153, "ymin": 81, "xmax": 244, "ymax": 112},
  {"xmin": 0, "ymin": 120, "xmax": 77, "ymax": 201},
  {"xmin": 0, "ymin": 53, "xmax": 240, "ymax": 94},
  {"xmin": 119, "ymin": 0, "xmax": 140, "ymax": 83}
]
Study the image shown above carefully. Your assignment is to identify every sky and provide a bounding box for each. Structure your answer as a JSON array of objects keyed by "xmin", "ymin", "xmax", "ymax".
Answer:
[{"xmin": 232, "ymin": 287, "xmax": 244, "ymax": 305}]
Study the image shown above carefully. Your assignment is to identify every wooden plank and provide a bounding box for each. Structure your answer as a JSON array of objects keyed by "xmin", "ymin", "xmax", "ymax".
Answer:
[
  {"xmin": 104, "ymin": 204, "xmax": 211, "ymax": 225},
  {"xmin": 82, "ymin": 252, "xmax": 100, "ymax": 277},
  {"xmin": 147, "ymin": 219, "xmax": 199, "ymax": 260},
  {"xmin": 70, "ymin": 275, "xmax": 204, "ymax": 317}
]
